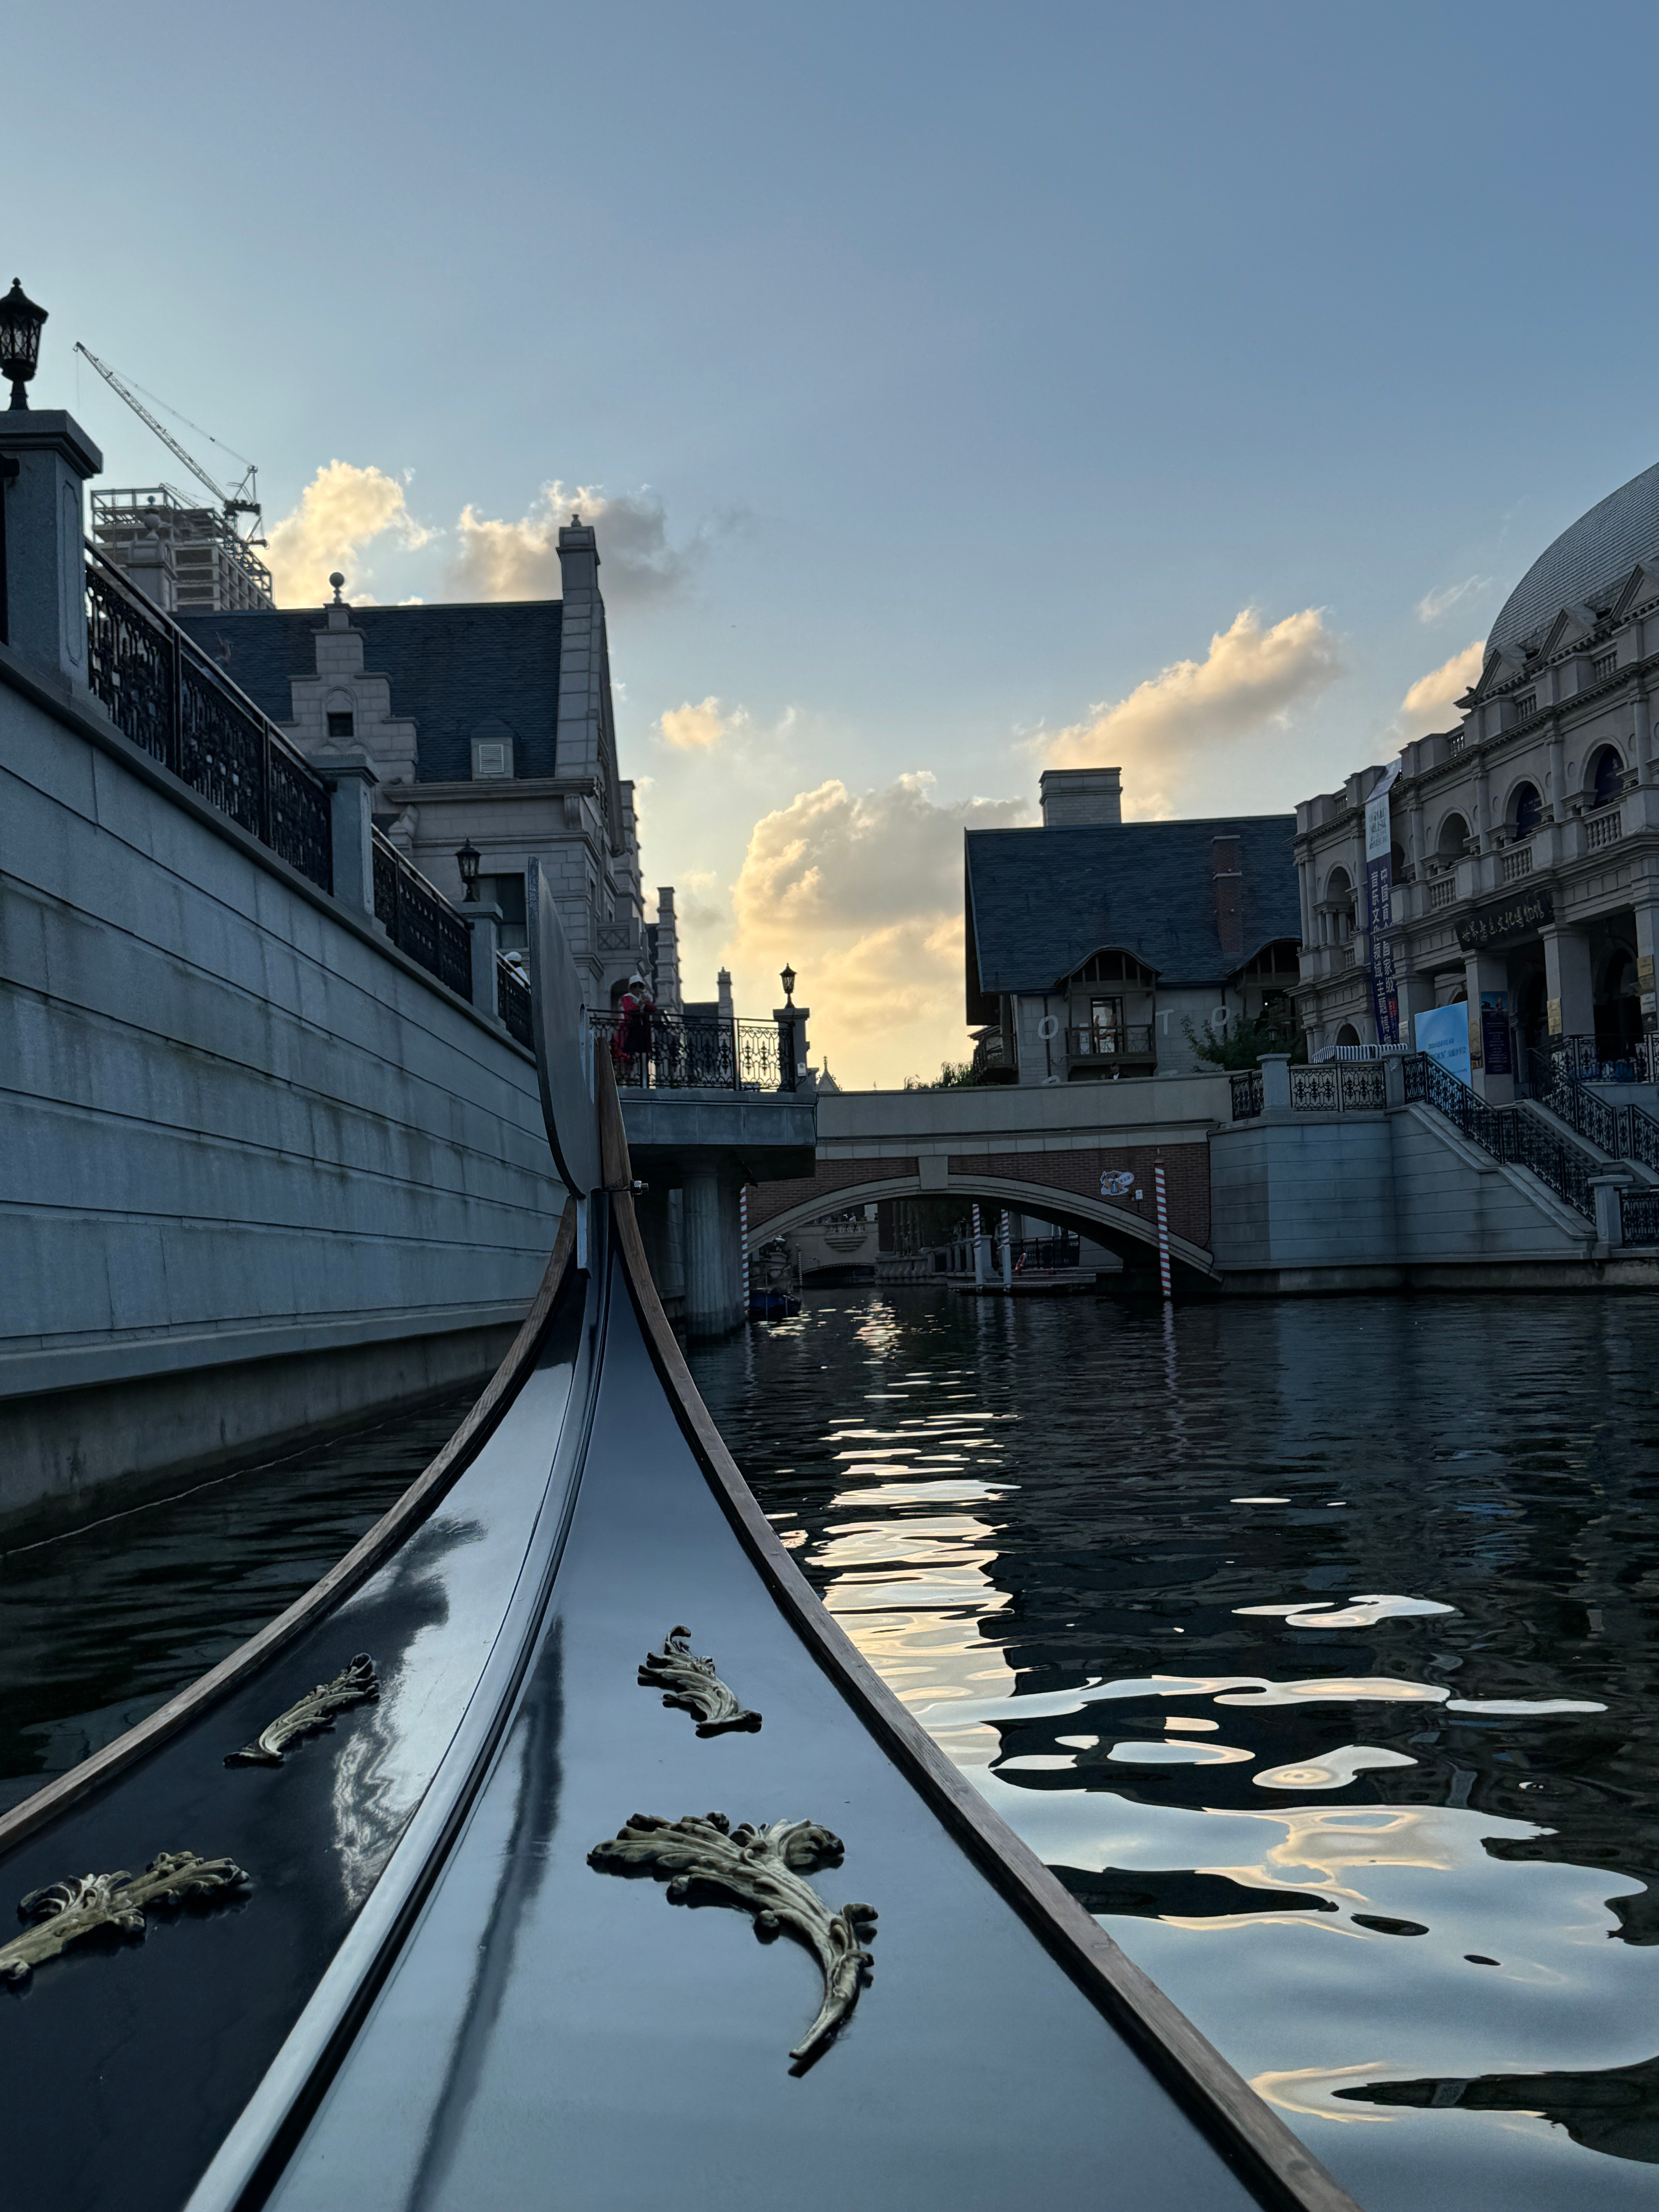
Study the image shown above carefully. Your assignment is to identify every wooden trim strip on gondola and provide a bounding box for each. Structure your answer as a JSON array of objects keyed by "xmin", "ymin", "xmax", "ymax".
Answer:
[
  {"xmin": 596, "ymin": 1060, "xmax": 1361, "ymax": 2212},
  {"xmin": 0, "ymin": 1208, "xmax": 578, "ymax": 1856}
]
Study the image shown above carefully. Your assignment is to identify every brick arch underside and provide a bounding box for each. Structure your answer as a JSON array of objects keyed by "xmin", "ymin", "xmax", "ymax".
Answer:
[{"xmin": 746, "ymin": 1147, "xmax": 1214, "ymax": 1278}]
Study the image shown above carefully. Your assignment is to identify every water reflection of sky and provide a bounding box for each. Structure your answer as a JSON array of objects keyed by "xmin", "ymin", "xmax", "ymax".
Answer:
[{"xmin": 694, "ymin": 1290, "xmax": 1659, "ymax": 2212}]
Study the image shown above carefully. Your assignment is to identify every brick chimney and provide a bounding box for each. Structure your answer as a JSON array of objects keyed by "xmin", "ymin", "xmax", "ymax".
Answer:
[
  {"xmin": 1212, "ymin": 835, "xmax": 1243, "ymax": 963},
  {"xmin": 1039, "ymin": 767, "xmax": 1122, "ymax": 826}
]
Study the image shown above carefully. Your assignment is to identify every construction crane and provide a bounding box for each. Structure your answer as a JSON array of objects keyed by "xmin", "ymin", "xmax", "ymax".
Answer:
[{"xmin": 72, "ymin": 342, "xmax": 262, "ymax": 530}]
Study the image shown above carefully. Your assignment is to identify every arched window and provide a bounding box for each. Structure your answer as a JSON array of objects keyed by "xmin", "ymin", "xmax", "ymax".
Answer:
[
  {"xmin": 1336, "ymin": 1022, "xmax": 1360, "ymax": 1047},
  {"xmin": 1320, "ymin": 866, "xmax": 1355, "ymax": 947},
  {"xmin": 1511, "ymin": 782, "xmax": 1543, "ymax": 837},
  {"xmin": 1436, "ymin": 812, "xmax": 1470, "ymax": 860},
  {"xmin": 1591, "ymin": 745, "xmax": 1625, "ymax": 807}
]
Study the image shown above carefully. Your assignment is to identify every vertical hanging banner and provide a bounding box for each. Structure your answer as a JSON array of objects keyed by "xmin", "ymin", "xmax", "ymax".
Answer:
[{"xmin": 1364, "ymin": 761, "xmax": 1404, "ymax": 1045}]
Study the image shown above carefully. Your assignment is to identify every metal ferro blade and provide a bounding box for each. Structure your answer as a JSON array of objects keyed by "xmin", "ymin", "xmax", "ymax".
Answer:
[{"xmin": 527, "ymin": 857, "xmax": 601, "ymax": 1198}]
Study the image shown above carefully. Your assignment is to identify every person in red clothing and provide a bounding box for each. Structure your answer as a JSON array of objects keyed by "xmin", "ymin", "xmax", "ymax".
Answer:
[{"xmin": 612, "ymin": 973, "xmax": 654, "ymax": 1081}]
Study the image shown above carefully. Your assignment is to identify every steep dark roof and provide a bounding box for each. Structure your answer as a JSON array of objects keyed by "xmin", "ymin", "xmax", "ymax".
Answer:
[
  {"xmin": 1488, "ymin": 460, "xmax": 1659, "ymax": 661},
  {"xmin": 965, "ymin": 815, "xmax": 1300, "ymax": 1006},
  {"xmin": 175, "ymin": 601, "xmax": 563, "ymax": 782}
]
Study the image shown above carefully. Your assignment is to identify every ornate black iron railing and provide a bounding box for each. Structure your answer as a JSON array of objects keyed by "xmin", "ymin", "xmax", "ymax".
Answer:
[
  {"xmin": 371, "ymin": 834, "xmax": 471, "ymax": 1000},
  {"xmin": 84, "ymin": 550, "xmax": 332, "ymax": 892},
  {"xmin": 1618, "ymin": 1189, "xmax": 1659, "ymax": 1245},
  {"xmin": 498, "ymin": 958, "xmax": 533, "ymax": 1049},
  {"xmin": 1403, "ymin": 1052, "xmax": 1597, "ymax": 1219},
  {"xmin": 1230, "ymin": 1069, "xmax": 1264, "ymax": 1120},
  {"xmin": 1539, "ymin": 1033, "xmax": 1657, "ymax": 1087},
  {"xmin": 592, "ymin": 1012, "xmax": 795, "ymax": 1092},
  {"xmin": 1526, "ymin": 1046, "xmax": 1659, "ymax": 1176}
]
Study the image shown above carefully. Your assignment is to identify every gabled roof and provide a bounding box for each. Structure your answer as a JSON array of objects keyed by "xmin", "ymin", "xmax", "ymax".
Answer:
[
  {"xmin": 965, "ymin": 814, "xmax": 1300, "ymax": 1008},
  {"xmin": 175, "ymin": 600, "xmax": 564, "ymax": 782}
]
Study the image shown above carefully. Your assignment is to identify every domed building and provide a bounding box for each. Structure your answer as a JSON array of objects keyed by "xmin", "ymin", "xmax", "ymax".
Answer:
[{"xmin": 1295, "ymin": 462, "xmax": 1659, "ymax": 1094}]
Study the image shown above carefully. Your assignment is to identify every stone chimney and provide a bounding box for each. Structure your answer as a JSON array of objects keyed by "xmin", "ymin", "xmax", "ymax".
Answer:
[
  {"xmin": 653, "ymin": 885, "xmax": 682, "ymax": 1011},
  {"xmin": 1039, "ymin": 767, "xmax": 1122, "ymax": 826},
  {"xmin": 1212, "ymin": 835, "xmax": 1243, "ymax": 964}
]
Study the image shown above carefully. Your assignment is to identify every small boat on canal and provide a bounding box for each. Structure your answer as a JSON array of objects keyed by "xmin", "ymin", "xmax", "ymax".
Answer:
[{"xmin": 0, "ymin": 869, "xmax": 1361, "ymax": 2212}]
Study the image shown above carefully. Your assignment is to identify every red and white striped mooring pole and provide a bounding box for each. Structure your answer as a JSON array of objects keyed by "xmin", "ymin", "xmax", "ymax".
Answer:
[
  {"xmin": 739, "ymin": 1186, "xmax": 750, "ymax": 1312},
  {"xmin": 1153, "ymin": 1163, "xmax": 1172, "ymax": 1301}
]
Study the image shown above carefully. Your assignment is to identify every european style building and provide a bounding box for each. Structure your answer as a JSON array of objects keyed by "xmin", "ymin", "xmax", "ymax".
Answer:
[
  {"xmin": 158, "ymin": 519, "xmax": 680, "ymax": 1010},
  {"xmin": 1296, "ymin": 462, "xmax": 1659, "ymax": 1098},
  {"xmin": 965, "ymin": 768, "xmax": 1301, "ymax": 1082}
]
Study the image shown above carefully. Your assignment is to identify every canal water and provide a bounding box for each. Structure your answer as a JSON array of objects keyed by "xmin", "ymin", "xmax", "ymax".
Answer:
[
  {"xmin": 5, "ymin": 1291, "xmax": 1659, "ymax": 2209},
  {"xmin": 691, "ymin": 1288, "xmax": 1659, "ymax": 2212}
]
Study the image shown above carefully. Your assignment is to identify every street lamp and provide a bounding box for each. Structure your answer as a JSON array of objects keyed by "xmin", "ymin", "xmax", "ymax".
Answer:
[
  {"xmin": 780, "ymin": 963, "xmax": 796, "ymax": 1004},
  {"xmin": 455, "ymin": 839, "xmax": 481, "ymax": 902},
  {"xmin": 0, "ymin": 281, "xmax": 48, "ymax": 412}
]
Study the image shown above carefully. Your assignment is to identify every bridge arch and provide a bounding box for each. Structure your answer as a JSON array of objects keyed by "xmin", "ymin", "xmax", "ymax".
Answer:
[{"xmin": 747, "ymin": 1169, "xmax": 1215, "ymax": 1281}]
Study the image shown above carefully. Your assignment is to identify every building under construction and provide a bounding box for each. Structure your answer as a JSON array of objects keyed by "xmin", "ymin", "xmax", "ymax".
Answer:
[{"xmin": 91, "ymin": 486, "xmax": 273, "ymax": 613}]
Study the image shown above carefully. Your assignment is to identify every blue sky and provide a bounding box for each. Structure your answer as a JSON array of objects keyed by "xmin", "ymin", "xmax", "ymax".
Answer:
[{"xmin": 12, "ymin": 1, "xmax": 1659, "ymax": 1080}]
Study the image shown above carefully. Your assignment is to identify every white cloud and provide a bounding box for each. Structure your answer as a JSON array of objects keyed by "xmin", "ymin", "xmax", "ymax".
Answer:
[
  {"xmin": 1399, "ymin": 639, "xmax": 1484, "ymax": 737},
  {"xmin": 1043, "ymin": 608, "xmax": 1344, "ymax": 817},
  {"xmin": 698, "ymin": 773, "xmax": 1030, "ymax": 1087},
  {"xmin": 447, "ymin": 480, "xmax": 697, "ymax": 607},
  {"xmin": 264, "ymin": 461, "xmax": 434, "ymax": 605},
  {"xmin": 658, "ymin": 696, "xmax": 749, "ymax": 750},
  {"xmin": 1416, "ymin": 576, "xmax": 1491, "ymax": 625}
]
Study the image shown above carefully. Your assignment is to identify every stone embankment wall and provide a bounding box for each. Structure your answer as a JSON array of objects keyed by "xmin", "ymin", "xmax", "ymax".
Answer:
[
  {"xmin": 1, "ymin": 654, "xmax": 562, "ymax": 1525},
  {"xmin": 1207, "ymin": 1101, "xmax": 1648, "ymax": 1291}
]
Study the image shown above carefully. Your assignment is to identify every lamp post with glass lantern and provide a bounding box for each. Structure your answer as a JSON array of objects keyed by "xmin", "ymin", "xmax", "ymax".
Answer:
[{"xmin": 0, "ymin": 282, "xmax": 48, "ymax": 412}]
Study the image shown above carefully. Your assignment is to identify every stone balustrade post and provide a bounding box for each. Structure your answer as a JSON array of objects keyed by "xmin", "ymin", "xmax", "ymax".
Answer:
[
  {"xmin": 0, "ymin": 411, "xmax": 103, "ymax": 698},
  {"xmin": 773, "ymin": 1000, "xmax": 810, "ymax": 1091},
  {"xmin": 1589, "ymin": 1174, "xmax": 1628, "ymax": 1249},
  {"xmin": 311, "ymin": 749, "xmax": 379, "ymax": 919},
  {"xmin": 1384, "ymin": 1052, "xmax": 1406, "ymax": 1109},
  {"xmin": 465, "ymin": 902, "xmax": 505, "ymax": 1025},
  {"xmin": 1260, "ymin": 1053, "xmax": 1292, "ymax": 1112}
]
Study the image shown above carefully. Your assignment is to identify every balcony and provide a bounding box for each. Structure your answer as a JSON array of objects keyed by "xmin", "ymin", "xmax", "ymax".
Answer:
[
  {"xmin": 1065, "ymin": 1024, "xmax": 1156, "ymax": 1072},
  {"xmin": 591, "ymin": 1010, "xmax": 797, "ymax": 1093}
]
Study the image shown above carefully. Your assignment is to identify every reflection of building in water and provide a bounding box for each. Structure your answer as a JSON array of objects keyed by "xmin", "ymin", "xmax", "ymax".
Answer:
[
  {"xmin": 763, "ymin": 1195, "xmax": 1122, "ymax": 1286},
  {"xmin": 1298, "ymin": 461, "xmax": 1659, "ymax": 1094}
]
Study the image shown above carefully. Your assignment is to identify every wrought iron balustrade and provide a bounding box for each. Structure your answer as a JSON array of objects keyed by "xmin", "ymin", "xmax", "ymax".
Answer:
[
  {"xmin": 85, "ymin": 549, "xmax": 331, "ymax": 891},
  {"xmin": 1230, "ymin": 1069, "xmax": 1264, "ymax": 1120},
  {"xmin": 372, "ymin": 834, "xmax": 472, "ymax": 1000},
  {"xmin": 1546, "ymin": 1034, "xmax": 1656, "ymax": 1086},
  {"xmin": 1527, "ymin": 1042, "xmax": 1659, "ymax": 1176},
  {"xmin": 497, "ymin": 958, "xmax": 533, "ymax": 1049},
  {"xmin": 1403, "ymin": 1052, "xmax": 1597, "ymax": 1219},
  {"xmin": 1065, "ymin": 1024, "xmax": 1155, "ymax": 1059},
  {"xmin": 592, "ymin": 1011, "xmax": 795, "ymax": 1093},
  {"xmin": 1618, "ymin": 1189, "xmax": 1659, "ymax": 1245}
]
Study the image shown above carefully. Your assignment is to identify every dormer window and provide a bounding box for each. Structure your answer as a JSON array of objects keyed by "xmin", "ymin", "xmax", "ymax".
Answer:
[
  {"xmin": 470, "ymin": 719, "xmax": 516, "ymax": 780},
  {"xmin": 327, "ymin": 710, "xmax": 355, "ymax": 739}
]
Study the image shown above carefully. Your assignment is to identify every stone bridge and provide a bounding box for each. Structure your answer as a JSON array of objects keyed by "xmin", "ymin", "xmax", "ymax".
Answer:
[{"xmin": 746, "ymin": 1078, "xmax": 1231, "ymax": 1279}]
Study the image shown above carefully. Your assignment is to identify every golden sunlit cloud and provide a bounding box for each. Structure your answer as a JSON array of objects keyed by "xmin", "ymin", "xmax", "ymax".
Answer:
[
  {"xmin": 1044, "ymin": 607, "xmax": 1345, "ymax": 818},
  {"xmin": 264, "ymin": 461, "xmax": 432, "ymax": 605}
]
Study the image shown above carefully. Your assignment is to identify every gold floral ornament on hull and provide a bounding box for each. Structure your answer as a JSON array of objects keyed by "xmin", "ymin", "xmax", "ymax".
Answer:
[
  {"xmin": 0, "ymin": 1851, "xmax": 249, "ymax": 1985},
  {"xmin": 589, "ymin": 1812, "xmax": 876, "ymax": 2067},
  {"xmin": 638, "ymin": 1627, "xmax": 761, "ymax": 1737},
  {"xmin": 227, "ymin": 1653, "xmax": 380, "ymax": 1766}
]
